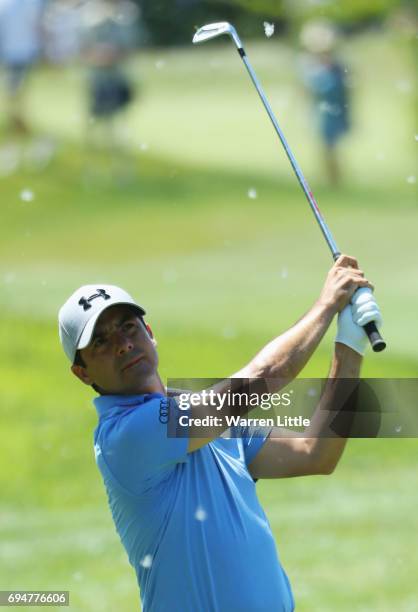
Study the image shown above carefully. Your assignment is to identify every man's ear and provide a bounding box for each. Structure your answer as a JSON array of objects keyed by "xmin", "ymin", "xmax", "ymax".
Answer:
[
  {"xmin": 71, "ymin": 364, "xmax": 94, "ymax": 386},
  {"xmin": 145, "ymin": 323, "xmax": 157, "ymax": 347}
]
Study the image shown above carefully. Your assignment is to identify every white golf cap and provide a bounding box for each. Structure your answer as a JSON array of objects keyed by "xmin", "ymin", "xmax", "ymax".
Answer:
[{"xmin": 58, "ymin": 284, "xmax": 146, "ymax": 363}]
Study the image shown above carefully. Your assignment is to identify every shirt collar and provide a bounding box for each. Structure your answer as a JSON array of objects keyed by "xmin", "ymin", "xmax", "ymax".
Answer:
[{"xmin": 93, "ymin": 392, "xmax": 166, "ymax": 420}]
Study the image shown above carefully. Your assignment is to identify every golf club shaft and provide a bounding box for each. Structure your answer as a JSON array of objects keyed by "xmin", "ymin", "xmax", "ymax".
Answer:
[
  {"xmin": 235, "ymin": 45, "xmax": 385, "ymax": 352},
  {"xmin": 239, "ymin": 49, "xmax": 341, "ymax": 258}
]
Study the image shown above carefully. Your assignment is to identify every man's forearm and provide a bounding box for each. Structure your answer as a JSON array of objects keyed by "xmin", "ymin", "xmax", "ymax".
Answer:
[
  {"xmin": 304, "ymin": 343, "xmax": 362, "ymax": 474},
  {"xmin": 241, "ymin": 300, "xmax": 336, "ymax": 384}
]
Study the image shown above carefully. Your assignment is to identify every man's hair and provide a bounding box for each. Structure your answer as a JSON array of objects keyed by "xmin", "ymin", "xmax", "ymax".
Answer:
[{"xmin": 73, "ymin": 350, "xmax": 86, "ymax": 368}]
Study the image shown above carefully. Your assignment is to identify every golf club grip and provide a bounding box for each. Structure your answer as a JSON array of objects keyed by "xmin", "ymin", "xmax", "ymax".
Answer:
[{"xmin": 364, "ymin": 321, "xmax": 386, "ymax": 352}]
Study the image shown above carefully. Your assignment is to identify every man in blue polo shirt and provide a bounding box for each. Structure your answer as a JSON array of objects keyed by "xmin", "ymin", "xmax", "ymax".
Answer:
[{"xmin": 58, "ymin": 255, "xmax": 381, "ymax": 611}]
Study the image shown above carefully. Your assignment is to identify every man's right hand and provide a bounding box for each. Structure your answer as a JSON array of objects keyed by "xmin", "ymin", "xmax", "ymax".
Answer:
[{"xmin": 317, "ymin": 254, "xmax": 373, "ymax": 314}]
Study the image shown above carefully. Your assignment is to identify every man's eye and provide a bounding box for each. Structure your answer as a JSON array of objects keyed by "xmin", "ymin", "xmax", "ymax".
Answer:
[
  {"xmin": 123, "ymin": 322, "xmax": 136, "ymax": 331},
  {"xmin": 94, "ymin": 337, "xmax": 105, "ymax": 348}
]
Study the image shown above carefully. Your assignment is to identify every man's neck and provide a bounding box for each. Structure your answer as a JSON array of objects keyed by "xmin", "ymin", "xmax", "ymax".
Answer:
[{"xmin": 98, "ymin": 373, "xmax": 166, "ymax": 397}]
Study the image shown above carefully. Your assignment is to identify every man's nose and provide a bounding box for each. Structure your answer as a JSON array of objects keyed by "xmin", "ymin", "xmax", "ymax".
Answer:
[{"xmin": 115, "ymin": 331, "xmax": 134, "ymax": 355}]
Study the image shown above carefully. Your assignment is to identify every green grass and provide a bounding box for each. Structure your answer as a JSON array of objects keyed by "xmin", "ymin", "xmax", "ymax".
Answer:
[{"xmin": 0, "ymin": 29, "xmax": 417, "ymax": 611}]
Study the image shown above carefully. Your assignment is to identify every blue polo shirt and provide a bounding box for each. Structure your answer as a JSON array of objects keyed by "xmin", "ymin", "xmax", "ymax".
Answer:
[{"xmin": 93, "ymin": 393, "xmax": 294, "ymax": 612}]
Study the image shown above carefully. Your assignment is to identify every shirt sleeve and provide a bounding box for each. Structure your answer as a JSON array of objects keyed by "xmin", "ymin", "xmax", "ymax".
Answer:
[
  {"xmin": 98, "ymin": 397, "xmax": 189, "ymax": 495},
  {"xmin": 239, "ymin": 423, "xmax": 273, "ymax": 467}
]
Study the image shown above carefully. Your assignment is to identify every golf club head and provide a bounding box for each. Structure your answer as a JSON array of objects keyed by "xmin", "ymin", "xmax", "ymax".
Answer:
[{"xmin": 193, "ymin": 22, "xmax": 242, "ymax": 49}]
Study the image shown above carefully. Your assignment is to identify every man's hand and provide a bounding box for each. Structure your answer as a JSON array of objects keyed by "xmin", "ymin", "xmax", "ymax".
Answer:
[
  {"xmin": 351, "ymin": 286, "xmax": 382, "ymax": 327},
  {"xmin": 317, "ymin": 254, "xmax": 373, "ymax": 314},
  {"xmin": 336, "ymin": 288, "xmax": 383, "ymax": 356}
]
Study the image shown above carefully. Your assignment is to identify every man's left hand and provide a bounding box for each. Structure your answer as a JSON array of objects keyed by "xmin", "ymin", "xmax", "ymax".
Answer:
[{"xmin": 336, "ymin": 288, "xmax": 382, "ymax": 356}]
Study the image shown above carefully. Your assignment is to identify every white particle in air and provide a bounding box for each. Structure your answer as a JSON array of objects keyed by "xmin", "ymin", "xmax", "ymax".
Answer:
[
  {"xmin": 20, "ymin": 189, "xmax": 34, "ymax": 202},
  {"xmin": 263, "ymin": 22, "xmax": 275, "ymax": 38},
  {"xmin": 247, "ymin": 188, "xmax": 257, "ymax": 199},
  {"xmin": 395, "ymin": 79, "xmax": 411, "ymax": 94},
  {"xmin": 3, "ymin": 273, "xmax": 16, "ymax": 284},
  {"xmin": 195, "ymin": 506, "xmax": 207, "ymax": 521},
  {"xmin": 140, "ymin": 554, "xmax": 153, "ymax": 569},
  {"xmin": 163, "ymin": 269, "xmax": 177, "ymax": 284},
  {"xmin": 222, "ymin": 326, "xmax": 237, "ymax": 340}
]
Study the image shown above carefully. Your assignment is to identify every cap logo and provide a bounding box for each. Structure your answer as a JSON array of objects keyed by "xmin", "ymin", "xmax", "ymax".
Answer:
[{"xmin": 78, "ymin": 288, "xmax": 111, "ymax": 311}]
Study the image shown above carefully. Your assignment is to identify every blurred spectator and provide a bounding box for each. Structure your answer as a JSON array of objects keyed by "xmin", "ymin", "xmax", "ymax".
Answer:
[
  {"xmin": 0, "ymin": 0, "xmax": 46, "ymax": 135},
  {"xmin": 79, "ymin": 0, "xmax": 140, "ymax": 146},
  {"xmin": 299, "ymin": 19, "xmax": 350, "ymax": 186},
  {"xmin": 43, "ymin": 0, "xmax": 82, "ymax": 65}
]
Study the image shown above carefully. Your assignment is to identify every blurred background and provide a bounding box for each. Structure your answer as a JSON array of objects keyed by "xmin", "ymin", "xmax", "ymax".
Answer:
[{"xmin": 0, "ymin": 1, "xmax": 417, "ymax": 610}]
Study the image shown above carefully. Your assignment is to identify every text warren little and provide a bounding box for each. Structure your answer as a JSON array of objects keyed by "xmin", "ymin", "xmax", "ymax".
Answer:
[{"xmin": 178, "ymin": 415, "xmax": 311, "ymax": 428}]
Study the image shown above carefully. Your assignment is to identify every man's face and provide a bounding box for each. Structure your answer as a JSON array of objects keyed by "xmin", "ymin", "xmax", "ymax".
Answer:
[{"xmin": 72, "ymin": 304, "xmax": 159, "ymax": 395}]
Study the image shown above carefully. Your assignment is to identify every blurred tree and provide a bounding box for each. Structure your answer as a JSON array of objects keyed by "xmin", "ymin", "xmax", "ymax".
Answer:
[
  {"xmin": 137, "ymin": 0, "xmax": 246, "ymax": 45},
  {"xmin": 226, "ymin": 0, "xmax": 284, "ymax": 17},
  {"xmin": 134, "ymin": 0, "xmax": 412, "ymax": 45},
  {"xmin": 228, "ymin": 0, "xmax": 408, "ymax": 25}
]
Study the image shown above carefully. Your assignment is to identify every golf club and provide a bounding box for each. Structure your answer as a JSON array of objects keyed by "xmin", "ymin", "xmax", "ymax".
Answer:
[{"xmin": 193, "ymin": 22, "xmax": 386, "ymax": 352}]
